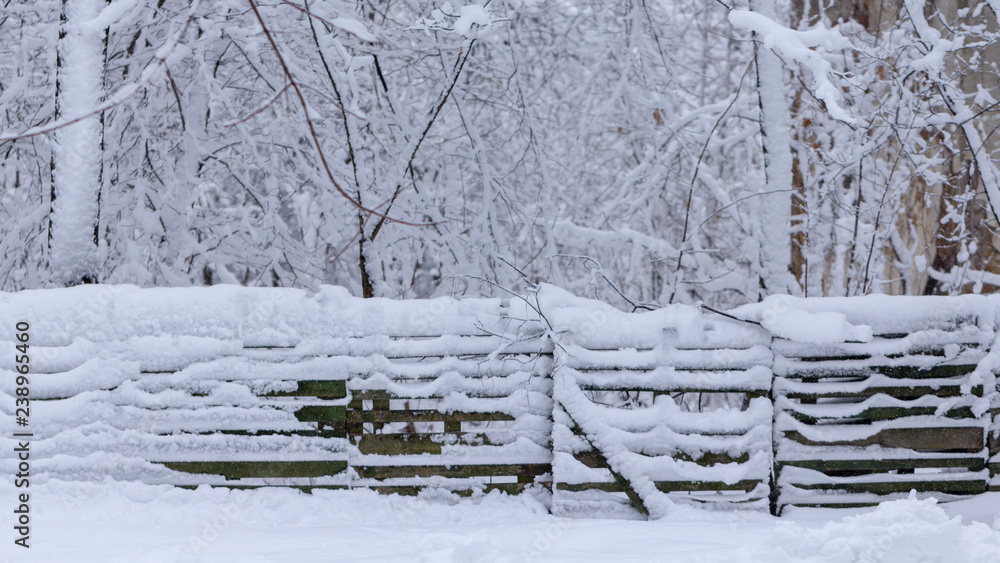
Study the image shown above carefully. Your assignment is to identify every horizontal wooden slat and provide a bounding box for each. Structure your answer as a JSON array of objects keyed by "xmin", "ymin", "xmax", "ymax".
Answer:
[
  {"xmin": 160, "ymin": 460, "xmax": 349, "ymax": 480},
  {"xmin": 782, "ymin": 405, "xmax": 977, "ymax": 423},
  {"xmin": 776, "ymin": 456, "xmax": 985, "ymax": 472},
  {"xmin": 353, "ymin": 463, "xmax": 550, "ymax": 480},
  {"xmin": 786, "ymin": 479, "xmax": 986, "ymax": 496},
  {"xmin": 772, "ymin": 331, "xmax": 986, "ymax": 359},
  {"xmin": 569, "ymin": 367, "xmax": 771, "ymax": 393},
  {"xmin": 775, "ymin": 362, "xmax": 980, "ymax": 380},
  {"xmin": 367, "ymin": 482, "xmax": 537, "ymax": 496},
  {"xmin": 781, "ymin": 426, "xmax": 985, "ymax": 452},
  {"xmin": 294, "ymin": 405, "xmax": 347, "ymax": 423},
  {"xmin": 572, "ymin": 449, "xmax": 751, "ymax": 468},
  {"xmin": 779, "ymin": 383, "xmax": 983, "ymax": 401},
  {"xmin": 556, "ymin": 479, "xmax": 763, "ymax": 493},
  {"xmin": 347, "ymin": 410, "xmax": 518, "ymax": 424},
  {"xmin": 354, "ymin": 433, "xmax": 503, "ymax": 455},
  {"xmin": 265, "ymin": 380, "xmax": 347, "ymax": 398}
]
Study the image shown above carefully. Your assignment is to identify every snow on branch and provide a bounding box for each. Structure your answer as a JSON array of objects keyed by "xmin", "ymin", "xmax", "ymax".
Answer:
[
  {"xmin": 411, "ymin": 2, "xmax": 502, "ymax": 38},
  {"xmin": 902, "ymin": 0, "xmax": 1000, "ymax": 227},
  {"xmin": 729, "ymin": 9, "xmax": 856, "ymax": 125}
]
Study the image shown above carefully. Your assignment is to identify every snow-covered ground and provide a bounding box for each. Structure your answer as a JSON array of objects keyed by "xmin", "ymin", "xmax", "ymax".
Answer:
[{"xmin": 4, "ymin": 480, "xmax": 1000, "ymax": 562}]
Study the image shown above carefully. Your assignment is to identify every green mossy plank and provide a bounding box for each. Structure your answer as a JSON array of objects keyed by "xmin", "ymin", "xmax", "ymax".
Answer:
[
  {"xmin": 791, "ymin": 480, "xmax": 986, "ymax": 495},
  {"xmin": 781, "ymin": 426, "xmax": 985, "ymax": 452},
  {"xmin": 368, "ymin": 482, "xmax": 534, "ymax": 496},
  {"xmin": 782, "ymin": 384, "xmax": 982, "ymax": 401},
  {"xmin": 784, "ymin": 405, "xmax": 977, "ymax": 424},
  {"xmin": 555, "ymin": 479, "xmax": 761, "ymax": 493},
  {"xmin": 161, "ymin": 460, "xmax": 349, "ymax": 480},
  {"xmin": 355, "ymin": 434, "xmax": 451, "ymax": 455},
  {"xmin": 189, "ymin": 428, "xmax": 347, "ymax": 439},
  {"xmin": 782, "ymin": 501, "xmax": 883, "ymax": 509},
  {"xmin": 874, "ymin": 365, "xmax": 978, "ymax": 379},
  {"xmin": 572, "ymin": 449, "xmax": 750, "ymax": 468},
  {"xmin": 294, "ymin": 405, "xmax": 347, "ymax": 423},
  {"xmin": 654, "ymin": 479, "xmax": 762, "ymax": 493},
  {"xmin": 353, "ymin": 463, "xmax": 550, "ymax": 480},
  {"xmin": 571, "ymin": 450, "xmax": 609, "ymax": 468},
  {"xmin": 350, "ymin": 390, "xmax": 519, "ymax": 401},
  {"xmin": 575, "ymin": 384, "xmax": 768, "ymax": 396},
  {"xmin": 174, "ymin": 484, "xmax": 350, "ymax": 493},
  {"xmin": 569, "ymin": 426, "xmax": 752, "ymax": 438},
  {"xmin": 347, "ymin": 410, "xmax": 516, "ymax": 424},
  {"xmin": 554, "ymin": 482, "xmax": 624, "ymax": 493},
  {"xmin": 776, "ymin": 456, "xmax": 985, "ymax": 473},
  {"xmin": 781, "ymin": 364, "xmax": 978, "ymax": 381},
  {"xmin": 265, "ymin": 380, "xmax": 347, "ymax": 398}
]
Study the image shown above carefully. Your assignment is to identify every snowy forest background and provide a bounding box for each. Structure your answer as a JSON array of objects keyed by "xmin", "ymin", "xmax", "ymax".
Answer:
[{"xmin": 2, "ymin": 0, "xmax": 1000, "ymax": 308}]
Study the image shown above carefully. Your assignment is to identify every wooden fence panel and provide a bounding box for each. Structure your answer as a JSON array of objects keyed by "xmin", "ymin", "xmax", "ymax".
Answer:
[
  {"xmin": 0, "ymin": 287, "xmax": 552, "ymax": 496},
  {"xmin": 547, "ymin": 301, "xmax": 774, "ymax": 518},
  {"xmin": 772, "ymin": 320, "xmax": 995, "ymax": 512}
]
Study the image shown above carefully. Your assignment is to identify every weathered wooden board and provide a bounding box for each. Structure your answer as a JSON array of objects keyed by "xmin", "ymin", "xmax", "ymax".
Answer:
[{"xmin": 773, "ymin": 319, "xmax": 993, "ymax": 513}]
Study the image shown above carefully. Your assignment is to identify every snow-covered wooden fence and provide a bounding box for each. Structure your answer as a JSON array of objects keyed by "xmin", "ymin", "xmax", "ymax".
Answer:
[
  {"xmin": 734, "ymin": 296, "xmax": 999, "ymax": 513},
  {"xmin": 1, "ymin": 286, "xmax": 999, "ymax": 517},
  {"xmin": 0, "ymin": 286, "xmax": 552, "ymax": 493},
  {"xmin": 546, "ymin": 293, "xmax": 774, "ymax": 517}
]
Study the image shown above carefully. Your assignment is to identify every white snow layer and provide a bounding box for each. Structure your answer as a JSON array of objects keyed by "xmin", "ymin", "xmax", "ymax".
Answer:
[{"xmin": 2, "ymin": 480, "xmax": 1000, "ymax": 561}]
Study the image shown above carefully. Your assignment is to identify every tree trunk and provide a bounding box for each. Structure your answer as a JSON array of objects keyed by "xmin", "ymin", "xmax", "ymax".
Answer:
[
  {"xmin": 49, "ymin": 0, "xmax": 106, "ymax": 285},
  {"xmin": 750, "ymin": 0, "xmax": 799, "ymax": 295}
]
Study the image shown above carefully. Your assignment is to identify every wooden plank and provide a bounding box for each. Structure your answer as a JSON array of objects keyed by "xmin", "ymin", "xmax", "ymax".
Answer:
[
  {"xmin": 347, "ymin": 410, "xmax": 516, "ymax": 424},
  {"xmin": 353, "ymin": 463, "xmax": 550, "ymax": 480},
  {"xmin": 353, "ymin": 433, "xmax": 497, "ymax": 455},
  {"xmin": 242, "ymin": 335, "xmax": 552, "ymax": 356},
  {"xmin": 555, "ymin": 479, "xmax": 762, "ymax": 493},
  {"xmin": 875, "ymin": 365, "xmax": 978, "ymax": 379},
  {"xmin": 202, "ymin": 429, "xmax": 348, "ymax": 439},
  {"xmin": 576, "ymin": 384, "xmax": 769, "ymax": 397},
  {"xmin": 781, "ymin": 384, "xmax": 982, "ymax": 401},
  {"xmin": 568, "ymin": 423, "xmax": 764, "ymax": 438},
  {"xmin": 772, "ymin": 338, "xmax": 984, "ymax": 360},
  {"xmin": 655, "ymin": 479, "xmax": 763, "ymax": 493},
  {"xmin": 350, "ymin": 388, "xmax": 545, "ymax": 401},
  {"xmin": 294, "ymin": 405, "xmax": 347, "ymax": 423},
  {"xmin": 367, "ymin": 483, "xmax": 537, "ymax": 496},
  {"xmin": 783, "ymin": 405, "xmax": 977, "ymax": 424},
  {"xmin": 160, "ymin": 460, "xmax": 349, "ymax": 480},
  {"xmin": 174, "ymin": 484, "xmax": 351, "ymax": 493},
  {"xmin": 572, "ymin": 450, "xmax": 750, "ymax": 468},
  {"xmin": 778, "ymin": 364, "xmax": 979, "ymax": 380},
  {"xmin": 781, "ymin": 426, "xmax": 985, "ymax": 452},
  {"xmin": 265, "ymin": 380, "xmax": 347, "ymax": 398},
  {"xmin": 789, "ymin": 480, "xmax": 986, "ymax": 496},
  {"xmin": 776, "ymin": 456, "xmax": 985, "ymax": 473}
]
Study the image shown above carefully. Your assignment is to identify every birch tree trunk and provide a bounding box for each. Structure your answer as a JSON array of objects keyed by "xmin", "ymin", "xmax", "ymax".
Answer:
[
  {"xmin": 48, "ymin": 0, "xmax": 105, "ymax": 285},
  {"xmin": 750, "ymin": 0, "xmax": 799, "ymax": 296}
]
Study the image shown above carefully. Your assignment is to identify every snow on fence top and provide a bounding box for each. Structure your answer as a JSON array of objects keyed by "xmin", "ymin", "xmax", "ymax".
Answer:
[
  {"xmin": 733, "ymin": 294, "xmax": 1000, "ymax": 337},
  {"xmin": 0, "ymin": 284, "xmax": 543, "ymax": 347}
]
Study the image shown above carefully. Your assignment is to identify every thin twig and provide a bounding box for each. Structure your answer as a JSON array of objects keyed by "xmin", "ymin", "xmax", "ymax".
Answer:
[
  {"xmin": 699, "ymin": 304, "xmax": 762, "ymax": 326},
  {"xmin": 247, "ymin": 0, "xmax": 439, "ymax": 228}
]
